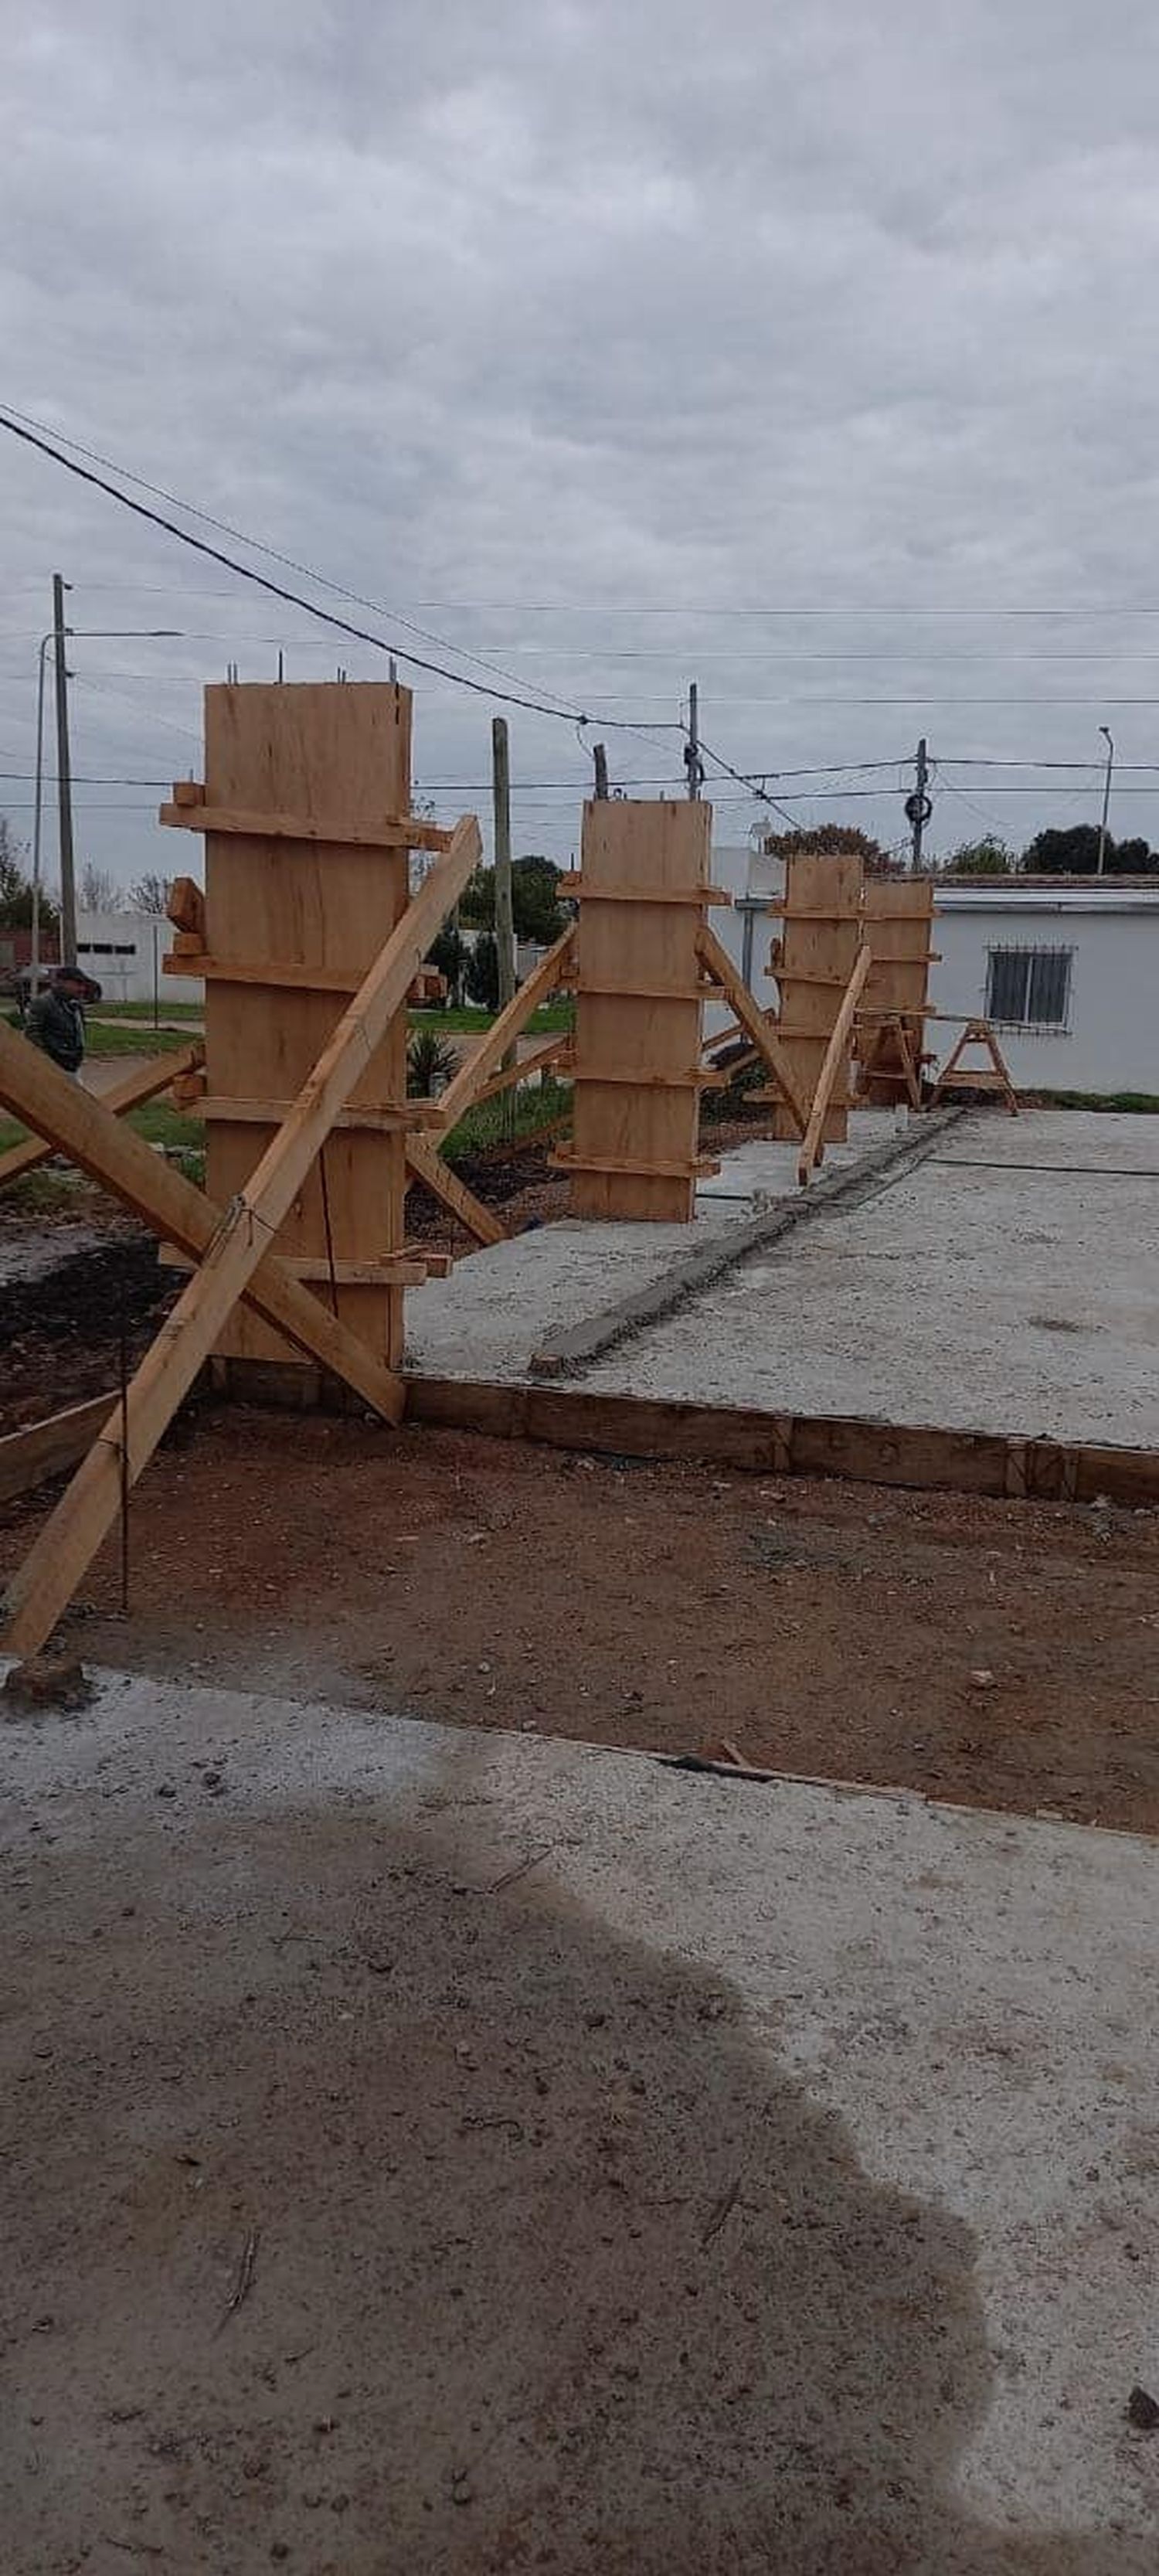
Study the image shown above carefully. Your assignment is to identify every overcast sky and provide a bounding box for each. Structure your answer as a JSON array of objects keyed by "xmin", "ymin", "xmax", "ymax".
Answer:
[{"xmin": 3, "ymin": 0, "xmax": 1159, "ymax": 893}]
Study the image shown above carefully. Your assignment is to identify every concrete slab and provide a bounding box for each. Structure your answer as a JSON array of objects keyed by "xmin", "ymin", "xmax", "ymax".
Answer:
[
  {"xmin": 406, "ymin": 1113, "xmax": 902, "ymax": 1383},
  {"xmin": 1, "ymin": 1671, "xmax": 1155, "ymax": 2571},
  {"xmin": 586, "ymin": 1110, "xmax": 1159, "ymax": 1448}
]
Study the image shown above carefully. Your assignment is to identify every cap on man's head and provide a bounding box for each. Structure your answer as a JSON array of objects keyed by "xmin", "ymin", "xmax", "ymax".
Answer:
[{"xmin": 54, "ymin": 963, "xmax": 101, "ymax": 999}]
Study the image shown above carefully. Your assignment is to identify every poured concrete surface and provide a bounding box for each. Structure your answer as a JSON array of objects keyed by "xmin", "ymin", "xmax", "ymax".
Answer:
[
  {"xmin": 586, "ymin": 1111, "xmax": 1159, "ymax": 1445},
  {"xmin": 406, "ymin": 1112, "xmax": 901, "ymax": 1384},
  {"xmin": 2, "ymin": 1670, "xmax": 1156, "ymax": 2571}
]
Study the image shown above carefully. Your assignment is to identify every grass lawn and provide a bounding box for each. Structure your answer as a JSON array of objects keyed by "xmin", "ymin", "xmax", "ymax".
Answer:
[
  {"xmin": 83, "ymin": 1019, "xmax": 197, "ymax": 1057},
  {"xmin": 409, "ymin": 997, "xmax": 574, "ymax": 1037},
  {"xmin": 90, "ymin": 999, "xmax": 205, "ymax": 1020},
  {"xmin": 0, "ymin": 1097, "xmax": 206, "ymax": 1195}
]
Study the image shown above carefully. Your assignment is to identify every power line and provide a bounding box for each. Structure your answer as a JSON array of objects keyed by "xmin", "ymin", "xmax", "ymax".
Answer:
[
  {"xmin": 0, "ymin": 405, "xmax": 678, "ymax": 734},
  {"xmin": 0, "ymin": 402, "xmax": 595, "ymax": 724},
  {"xmin": 695, "ymin": 737, "xmax": 799, "ymax": 826}
]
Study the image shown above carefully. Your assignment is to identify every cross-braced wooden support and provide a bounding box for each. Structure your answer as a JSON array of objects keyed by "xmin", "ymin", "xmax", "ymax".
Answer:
[
  {"xmin": 929, "ymin": 1017, "xmax": 1019, "ymax": 1114},
  {"xmin": 1, "ymin": 815, "xmax": 481, "ymax": 1659},
  {"xmin": 695, "ymin": 927, "xmax": 808, "ymax": 1138}
]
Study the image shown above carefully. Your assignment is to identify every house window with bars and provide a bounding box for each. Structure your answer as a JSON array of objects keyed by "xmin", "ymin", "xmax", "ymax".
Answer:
[{"xmin": 984, "ymin": 945, "xmax": 1073, "ymax": 1032}]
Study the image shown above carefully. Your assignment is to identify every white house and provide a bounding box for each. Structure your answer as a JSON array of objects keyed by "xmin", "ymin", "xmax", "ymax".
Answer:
[
  {"xmin": 712, "ymin": 846, "xmax": 1159, "ymax": 1095},
  {"xmin": 931, "ymin": 880, "xmax": 1159, "ymax": 1091},
  {"xmin": 76, "ymin": 910, "xmax": 204, "ymax": 1009}
]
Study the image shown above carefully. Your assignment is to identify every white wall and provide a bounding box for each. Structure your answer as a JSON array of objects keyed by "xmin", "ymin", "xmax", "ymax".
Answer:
[
  {"xmin": 76, "ymin": 910, "xmax": 204, "ymax": 1009},
  {"xmin": 930, "ymin": 890, "xmax": 1159, "ymax": 1091},
  {"xmin": 704, "ymin": 844, "xmax": 784, "ymax": 1040}
]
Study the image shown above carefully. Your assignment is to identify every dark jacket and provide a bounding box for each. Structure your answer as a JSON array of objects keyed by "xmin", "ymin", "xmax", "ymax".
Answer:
[{"xmin": 25, "ymin": 987, "xmax": 86, "ymax": 1074}]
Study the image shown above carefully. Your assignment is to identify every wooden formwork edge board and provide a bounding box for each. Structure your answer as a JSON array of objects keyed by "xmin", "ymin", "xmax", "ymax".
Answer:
[
  {"xmin": 0, "ymin": 1397, "xmax": 120, "ymax": 1507},
  {"xmin": 403, "ymin": 1375, "xmax": 1159, "ymax": 1509}
]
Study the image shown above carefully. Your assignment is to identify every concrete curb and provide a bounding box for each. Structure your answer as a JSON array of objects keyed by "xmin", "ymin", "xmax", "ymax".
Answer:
[{"xmin": 529, "ymin": 1106, "xmax": 968, "ymax": 1381}]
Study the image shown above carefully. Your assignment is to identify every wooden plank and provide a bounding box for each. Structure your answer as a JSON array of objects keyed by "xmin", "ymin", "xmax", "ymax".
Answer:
[
  {"xmin": 195, "ymin": 681, "xmax": 417, "ymax": 1374},
  {"xmin": 161, "ymin": 1248, "xmax": 428, "ymax": 1287},
  {"xmin": 406, "ymin": 1372, "xmax": 1159, "ymax": 1510},
  {"xmin": 0, "ymin": 1020, "xmax": 405, "ymax": 1424},
  {"xmin": 553, "ymin": 1150, "xmax": 719, "ymax": 1182},
  {"xmin": 696, "ymin": 924, "xmax": 808, "ymax": 1137},
  {"xmin": 797, "ymin": 944, "xmax": 872, "ymax": 1186},
  {"xmin": 2, "ymin": 822, "xmax": 479, "ymax": 1658},
  {"xmin": 165, "ymin": 954, "xmax": 369, "ymax": 994},
  {"xmin": 403, "ymin": 1376, "xmax": 1018, "ymax": 1496},
  {"xmin": 0, "ymin": 1043, "xmax": 203, "ymax": 1190},
  {"xmin": 770, "ymin": 852, "xmax": 863, "ymax": 1143},
  {"xmin": 570, "ymin": 1065, "xmax": 705, "ymax": 1089},
  {"xmin": 161, "ymin": 797, "xmax": 451, "ymax": 852},
  {"xmin": 165, "ymin": 876, "xmax": 205, "ymax": 938},
  {"xmin": 0, "ymin": 1397, "xmax": 120, "ymax": 1506},
  {"xmin": 430, "ymin": 927, "xmax": 576, "ymax": 1129},
  {"xmin": 570, "ymin": 801, "xmax": 711, "ymax": 1221},
  {"xmin": 198, "ymin": 1095, "xmax": 436, "ymax": 1132},
  {"xmin": 559, "ymin": 878, "xmax": 733, "ymax": 906},
  {"xmin": 404, "ymin": 1135, "xmax": 507, "ymax": 1247},
  {"xmin": 465, "ymin": 1038, "xmax": 574, "ymax": 1111},
  {"xmin": 857, "ymin": 877, "xmax": 936, "ymax": 1104}
]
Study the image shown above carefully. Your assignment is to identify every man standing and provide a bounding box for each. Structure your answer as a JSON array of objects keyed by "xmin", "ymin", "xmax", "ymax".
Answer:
[{"xmin": 24, "ymin": 963, "xmax": 101, "ymax": 1077}]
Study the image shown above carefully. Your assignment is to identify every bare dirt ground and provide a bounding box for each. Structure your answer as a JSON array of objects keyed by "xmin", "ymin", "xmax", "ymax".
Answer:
[{"xmin": 4, "ymin": 1407, "xmax": 1157, "ymax": 1836}]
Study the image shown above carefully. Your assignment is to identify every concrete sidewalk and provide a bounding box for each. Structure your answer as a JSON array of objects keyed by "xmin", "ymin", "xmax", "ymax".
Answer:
[{"xmin": 2, "ymin": 1669, "xmax": 1155, "ymax": 2570}]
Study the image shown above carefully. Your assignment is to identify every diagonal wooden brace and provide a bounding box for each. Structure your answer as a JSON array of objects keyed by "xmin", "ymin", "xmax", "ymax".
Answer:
[
  {"xmin": 2, "ymin": 815, "xmax": 481, "ymax": 1659},
  {"xmin": 695, "ymin": 925, "xmax": 809, "ymax": 1138},
  {"xmin": 427, "ymin": 927, "xmax": 575, "ymax": 1130},
  {"xmin": 0, "ymin": 1043, "xmax": 204, "ymax": 1192},
  {"xmin": 0, "ymin": 1023, "xmax": 405, "ymax": 1423}
]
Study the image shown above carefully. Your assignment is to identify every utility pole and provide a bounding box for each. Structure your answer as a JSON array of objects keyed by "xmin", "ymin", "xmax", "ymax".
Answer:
[
  {"xmin": 1097, "ymin": 726, "xmax": 1114, "ymax": 875},
  {"xmin": 52, "ymin": 573, "xmax": 76, "ymax": 961},
  {"xmin": 491, "ymin": 716, "xmax": 515, "ymax": 1014},
  {"xmin": 684, "ymin": 682, "xmax": 703, "ymax": 799},
  {"xmin": 593, "ymin": 742, "xmax": 609, "ymax": 799},
  {"xmin": 906, "ymin": 737, "xmax": 931, "ymax": 873}
]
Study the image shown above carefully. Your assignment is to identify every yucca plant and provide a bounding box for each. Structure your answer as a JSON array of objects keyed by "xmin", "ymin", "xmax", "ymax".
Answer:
[{"xmin": 407, "ymin": 1026, "xmax": 461, "ymax": 1097}]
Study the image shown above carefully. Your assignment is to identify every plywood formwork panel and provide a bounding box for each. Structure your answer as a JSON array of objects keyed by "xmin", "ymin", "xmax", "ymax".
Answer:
[
  {"xmin": 770, "ymin": 852, "xmax": 863, "ymax": 1142},
  {"xmin": 567, "ymin": 801, "xmax": 713, "ymax": 1221},
  {"xmin": 858, "ymin": 876, "xmax": 936, "ymax": 1104},
  {"xmin": 199, "ymin": 682, "xmax": 411, "ymax": 1370}
]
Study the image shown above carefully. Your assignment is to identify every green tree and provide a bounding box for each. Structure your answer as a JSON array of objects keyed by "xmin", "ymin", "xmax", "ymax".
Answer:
[
  {"xmin": 127, "ymin": 872, "xmax": 172, "ymax": 914},
  {"xmin": 0, "ymin": 818, "xmax": 60, "ymax": 938},
  {"xmin": 460, "ymin": 855, "xmax": 565, "ymax": 941},
  {"xmin": 427, "ymin": 921, "xmax": 466, "ymax": 999},
  {"xmin": 1105, "ymin": 835, "xmax": 1159, "ymax": 876},
  {"xmin": 762, "ymin": 823, "xmax": 900, "ymax": 880},
  {"xmin": 942, "ymin": 836, "xmax": 1014, "ymax": 876},
  {"xmin": 1021, "ymin": 825, "xmax": 1104, "ymax": 875},
  {"xmin": 464, "ymin": 931, "xmax": 499, "ymax": 1011}
]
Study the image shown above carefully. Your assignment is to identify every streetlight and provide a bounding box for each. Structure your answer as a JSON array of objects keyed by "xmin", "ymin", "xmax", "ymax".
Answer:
[
  {"xmin": 30, "ymin": 623, "xmax": 183, "ymax": 995},
  {"xmin": 1097, "ymin": 725, "xmax": 1114, "ymax": 877}
]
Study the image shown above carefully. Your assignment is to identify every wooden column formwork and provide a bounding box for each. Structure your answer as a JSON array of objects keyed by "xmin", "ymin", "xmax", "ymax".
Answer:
[
  {"xmin": 769, "ymin": 851, "xmax": 864, "ymax": 1142},
  {"xmin": 559, "ymin": 800, "xmax": 716, "ymax": 1221},
  {"xmin": 856, "ymin": 876, "xmax": 937, "ymax": 1105},
  {"xmin": 163, "ymin": 682, "xmax": 416, "ymax": 1393}
]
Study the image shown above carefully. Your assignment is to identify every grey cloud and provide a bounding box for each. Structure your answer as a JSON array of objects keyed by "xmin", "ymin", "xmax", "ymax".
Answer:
[{"xmin": 2, "ymin": 0, "xmax": 1159, "ymax": 886}]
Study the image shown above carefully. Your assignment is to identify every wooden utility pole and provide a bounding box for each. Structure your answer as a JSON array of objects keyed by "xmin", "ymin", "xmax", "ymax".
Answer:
[
  {"xmin": 52, "ymin": 573, "xmax": 76, "ymax": 961},
  {"xmin": 906, "ymin": 737, "xmax": 930, "ymax": 874},
  {"xmin": 491, "ymin": 716, "xmax": 515, "ymax": 1014}
]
